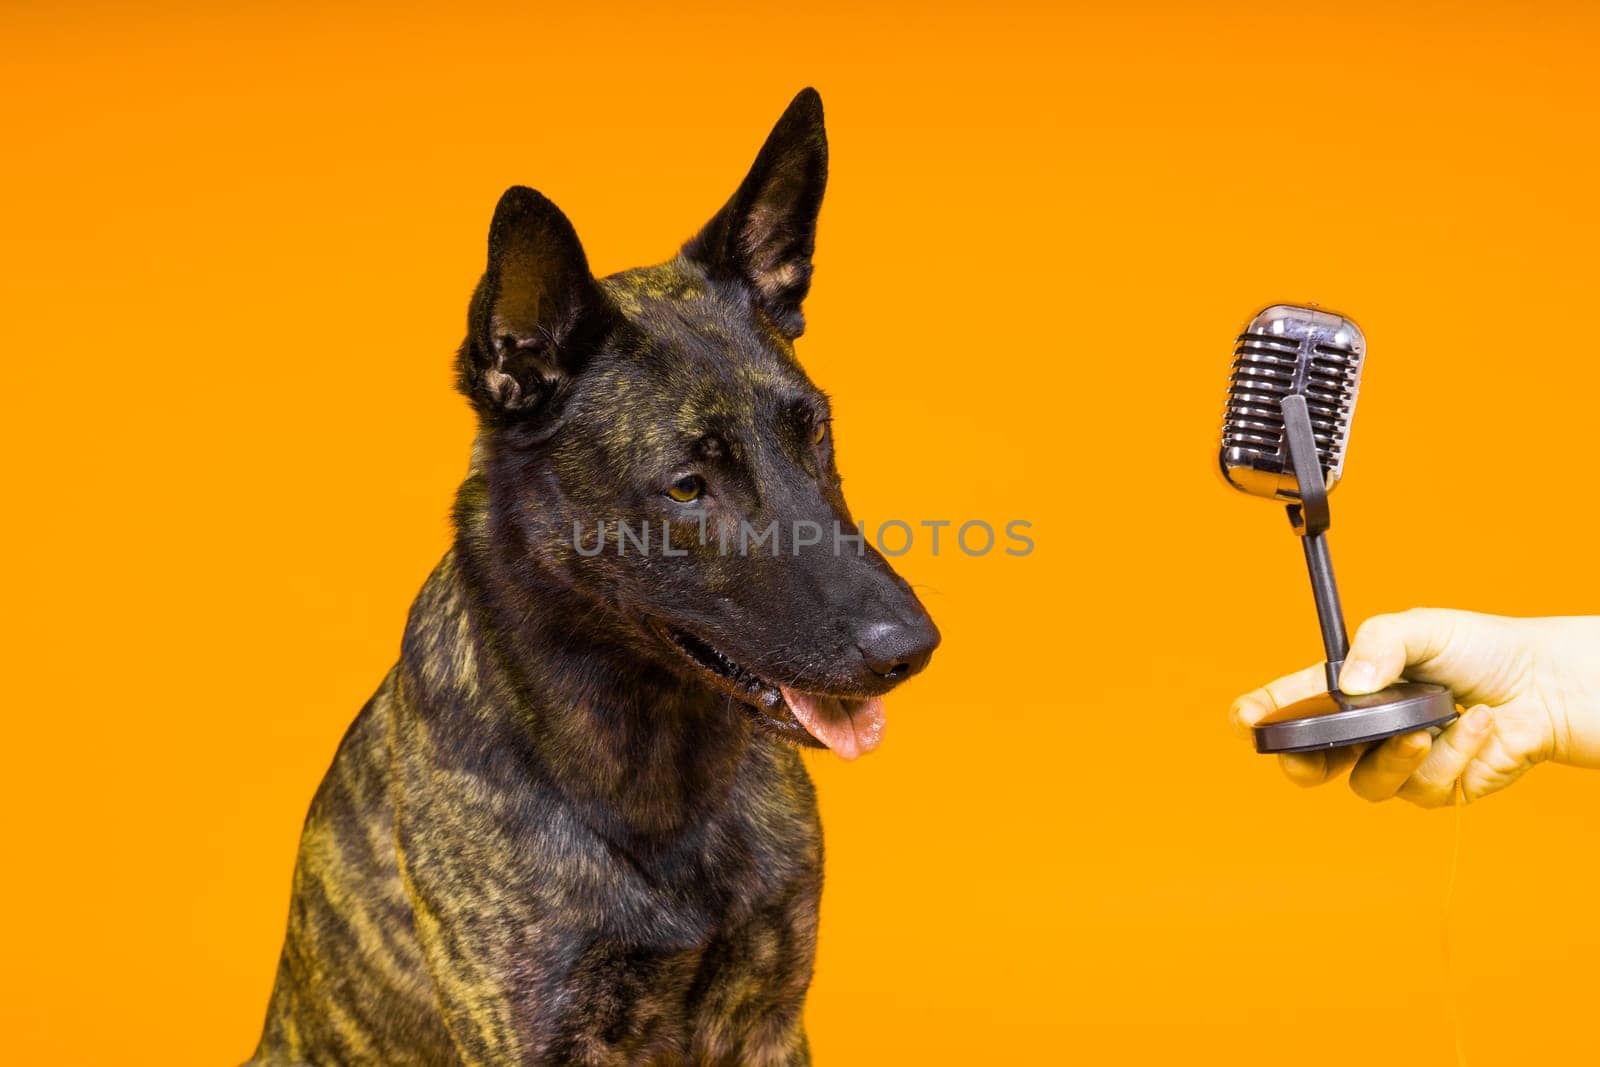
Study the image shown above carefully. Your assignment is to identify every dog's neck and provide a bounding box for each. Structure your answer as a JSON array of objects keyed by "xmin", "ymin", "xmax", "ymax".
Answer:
[{"xmin": 398, "ymin": 473, "xmax": 761, "ymax": 846}]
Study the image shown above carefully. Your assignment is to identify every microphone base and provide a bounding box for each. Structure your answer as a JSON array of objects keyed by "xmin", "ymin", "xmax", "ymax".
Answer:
[{"xmin": 1252, "ymin": 682, "xmax": 1458, "ymax": 754}]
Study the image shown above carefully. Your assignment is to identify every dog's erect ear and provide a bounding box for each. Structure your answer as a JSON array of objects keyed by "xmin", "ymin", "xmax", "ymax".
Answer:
[
  {"xmin": 682, "ymin": 88, "xmax": 828, "ymax": 339},
  {"xmin": 460, "ymin": 186, "xmax": 607, "ymax": 417}
]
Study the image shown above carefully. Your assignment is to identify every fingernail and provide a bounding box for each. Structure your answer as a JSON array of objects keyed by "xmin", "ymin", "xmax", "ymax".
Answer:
[
  {"xmin": 1282, "ymin": 752, "xmax": 1323, "ymax": 784},
  {"xmin": 1399, "ymin": 731, "xmax": 1429, "ymax": 755},
  {"xmin": 1229, "ymin": 700, "xmax": 1254, "ymax": 734},
  {"xmin": 1464, "ymin": 705, "xmax": 1491, "ymax": 730},
  {"xmin": 1340, "ymin": 660, "xmax": 1377, "ymax": 693}
]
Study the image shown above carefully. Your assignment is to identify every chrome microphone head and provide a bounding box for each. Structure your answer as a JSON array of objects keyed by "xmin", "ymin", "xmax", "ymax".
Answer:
[{"xmin": 1219, "ymin": 304, "xmax": 1365, "ymax": 502}]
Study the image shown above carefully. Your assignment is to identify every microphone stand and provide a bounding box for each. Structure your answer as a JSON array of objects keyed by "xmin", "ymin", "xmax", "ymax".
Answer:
[
  {"xmin": 1280, "ymin": 395, "xmax": 1350, "ymax": 693},
  {"xmin": 1249, "ymin": 396, "xmax": 1457, "ymax": 754}
]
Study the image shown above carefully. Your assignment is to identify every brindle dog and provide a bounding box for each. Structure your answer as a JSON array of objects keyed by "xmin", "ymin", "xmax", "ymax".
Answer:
[{"xmin": 249, "ymin": 88, "xmax": 940, "ymax": 1066}]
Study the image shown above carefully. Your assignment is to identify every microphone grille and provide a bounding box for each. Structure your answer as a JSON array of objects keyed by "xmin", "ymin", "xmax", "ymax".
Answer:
[{"xmin": 1220, "ymin": 305, "xmax": 1365, "ymax": 500}]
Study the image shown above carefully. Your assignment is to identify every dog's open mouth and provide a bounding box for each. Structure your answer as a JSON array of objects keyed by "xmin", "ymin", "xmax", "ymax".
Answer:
[{"xmin": 651, "ymin": 622, "xmax": 886, "ymax": 761}]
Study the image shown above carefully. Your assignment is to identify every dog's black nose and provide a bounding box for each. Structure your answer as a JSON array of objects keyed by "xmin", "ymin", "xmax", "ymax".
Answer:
[{"xmin": 856, "ymin": 614, "xmax": 941, "ymax": 682}]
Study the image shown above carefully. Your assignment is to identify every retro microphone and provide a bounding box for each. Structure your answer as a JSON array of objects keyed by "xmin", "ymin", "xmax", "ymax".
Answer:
[{"xmin": 1220, "ymin": 304, "xmax": 1457, "ymax": 754}]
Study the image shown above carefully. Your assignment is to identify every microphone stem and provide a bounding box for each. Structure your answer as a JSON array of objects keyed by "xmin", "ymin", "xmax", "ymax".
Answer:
[{"xmin": 1301, "ymin": 531, "xmax": 1350, "ymax": 691}]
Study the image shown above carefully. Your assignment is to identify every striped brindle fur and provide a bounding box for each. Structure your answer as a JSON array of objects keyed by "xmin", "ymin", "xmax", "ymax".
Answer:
[{"xmin": 251, "ymin": 89, "xmax": 939, "ymax": 1066}]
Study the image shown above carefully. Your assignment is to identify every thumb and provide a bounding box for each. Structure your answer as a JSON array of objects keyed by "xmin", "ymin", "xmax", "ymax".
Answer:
[{"xmin": 1338, "ymin": 609, "xmax": 1461, "ymax": 695}]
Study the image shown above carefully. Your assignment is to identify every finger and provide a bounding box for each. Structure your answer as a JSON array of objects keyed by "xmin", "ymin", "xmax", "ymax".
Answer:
[
  {"xmin": 1397, "ymin": 705, "xmax": 1495, "ymax": 808},
  {"xmin": 1231, "ymin": 662, "xmax": 1329, "ymax": 735},
  {"xmin": 1460, "ymin": 727, "xmax": 1540, "ymax": 802},
  {"xmin": 1348, "ymin": 731, "xmax": 1433, "ymax": 802},
  {"xmin": 1339, "ymin": 609, "xmax": 1461, "ymax": 695},
  {"xmin": 1280, "ymin": 744, "xmax": 1364, "ymax": 787}
]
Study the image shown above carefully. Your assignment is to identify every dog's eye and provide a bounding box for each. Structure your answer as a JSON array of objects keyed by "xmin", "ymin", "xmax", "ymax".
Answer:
[
  {"xmin": 666, "ymin": 475, "xmax": 704, "ymax": 503},
  {"xmin": 812, "ymin": 422, "xmax": 828, "ymax": 446}
]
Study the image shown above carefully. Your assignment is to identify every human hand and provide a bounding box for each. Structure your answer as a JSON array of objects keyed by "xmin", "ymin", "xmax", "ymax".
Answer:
[{"xmin": 1230, "ymin": 610, "xmax": 1600, "ymax": 806}]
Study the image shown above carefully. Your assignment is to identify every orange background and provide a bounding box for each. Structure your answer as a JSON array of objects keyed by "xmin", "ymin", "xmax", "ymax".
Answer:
[{"xmin": 5, "ymin": 1, "xmax": 1600, "ymax": 1063}]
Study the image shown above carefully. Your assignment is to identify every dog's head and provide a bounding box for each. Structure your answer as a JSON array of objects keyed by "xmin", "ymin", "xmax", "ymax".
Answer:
[{"xmin": 455, "ymin": 89, "xmax": 938, "ymax": 759}]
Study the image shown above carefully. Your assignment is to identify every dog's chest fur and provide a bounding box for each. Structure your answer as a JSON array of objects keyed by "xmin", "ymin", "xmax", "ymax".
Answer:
[{"xmin": 252, "ymin": 552, "xmax": 823, "ymax": 1065}]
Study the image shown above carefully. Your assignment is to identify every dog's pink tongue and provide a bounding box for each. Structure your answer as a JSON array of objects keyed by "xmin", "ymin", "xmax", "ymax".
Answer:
[{"xmin": 780, "ymin": 687, "xmax": 886, "ymax": 761}]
